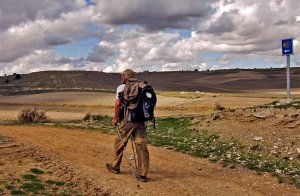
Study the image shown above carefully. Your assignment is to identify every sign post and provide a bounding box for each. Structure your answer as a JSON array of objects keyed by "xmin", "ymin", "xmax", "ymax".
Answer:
[{"xmin": 282, "ymin": 38, "xmax": 293, "ymax": 103}]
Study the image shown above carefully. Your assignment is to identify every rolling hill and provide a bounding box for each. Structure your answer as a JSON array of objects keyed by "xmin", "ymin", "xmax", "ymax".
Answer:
[{"xmin": 1, "ymin": 68, "xmax": 300, "ymax": 95}]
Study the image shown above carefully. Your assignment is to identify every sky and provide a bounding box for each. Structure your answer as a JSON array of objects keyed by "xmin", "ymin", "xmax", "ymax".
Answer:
[{"xmin": 0, "ymin": 0, "xmax": 300, "ymax": 75}]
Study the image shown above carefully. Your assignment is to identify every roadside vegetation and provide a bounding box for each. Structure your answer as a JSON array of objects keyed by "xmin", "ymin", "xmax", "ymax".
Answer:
[
  {"xmin": 18, "ymin": 108, "xmax": 48, "ymax": 123},
  {"xmin": 260, "ymin": 100, "xmax": 300, "ymax": 109},
  {"xmin": 146, "ymin": 117, "xmax": 300, "ymax": 188},
  {"xmin": 157, "ymin": 91, "xmax": 217, "ymax": 99},
  {"xmin": 0, "ymin": 168, "xmax": 79, "ymax": 195}
]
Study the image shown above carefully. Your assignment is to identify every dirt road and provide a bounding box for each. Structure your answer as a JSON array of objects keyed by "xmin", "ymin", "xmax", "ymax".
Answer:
[{"xmin": 1, "ymin": 125, "xmax": 299, "ymax": 195}]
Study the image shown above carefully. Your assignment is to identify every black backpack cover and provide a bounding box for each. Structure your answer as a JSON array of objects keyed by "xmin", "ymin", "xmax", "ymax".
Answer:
[{"xmin": 124, "ymin": 81, "xmax": 157, "ymax": 122}]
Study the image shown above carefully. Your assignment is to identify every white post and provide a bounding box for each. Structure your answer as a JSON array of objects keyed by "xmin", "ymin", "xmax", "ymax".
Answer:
[{"xmin": 286, "ymin": 55, "xmax": 291, "ymax": 103}]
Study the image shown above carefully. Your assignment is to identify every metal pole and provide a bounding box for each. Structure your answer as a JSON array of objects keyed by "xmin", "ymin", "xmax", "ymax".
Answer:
[
  {"xmin": 130, "ymin": 136, "xmax": 138, "ymax": 171},
  {"xmin": 115, "ymin": 126, "xmax": 140, "ymax": 187},
  {"xmin": 286, "ymin": 55, "xmax": 291, "ymax": 103}
]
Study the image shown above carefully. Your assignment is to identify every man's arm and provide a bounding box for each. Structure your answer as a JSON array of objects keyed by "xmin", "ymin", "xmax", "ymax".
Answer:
[{"xmin": 112, "ymin": 99, "xmax": 121, "ymax": 126}]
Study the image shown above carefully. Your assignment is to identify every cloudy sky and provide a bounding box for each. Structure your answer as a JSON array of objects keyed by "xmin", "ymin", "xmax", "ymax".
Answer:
[{"xmin": 0, "ymin": 0, "xmax": 299, "ymax": 75}]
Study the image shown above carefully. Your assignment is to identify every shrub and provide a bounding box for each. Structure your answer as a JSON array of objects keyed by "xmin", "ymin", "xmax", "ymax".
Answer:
[
  {"xmin": 215, "ymin": 102, "xmax": 225, "ymax": 110},
  {"xmin": 83, "ymin": 113, "xmax": 91, "ymax": 121},
  {"xmin": 18, "ymin": 108, "xmax": 48, "ymax": 123},
  {"xmin": 83, "ymin": 113, "xmax": 107, "ymax": 121}
]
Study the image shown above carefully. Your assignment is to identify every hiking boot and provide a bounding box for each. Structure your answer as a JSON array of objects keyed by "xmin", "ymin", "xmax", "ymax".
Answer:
[
  {"xmin": 106, "ymin": 163, "xmax": 120, "ymax": 174},
  {"xmin": 136, "ymin": 175, "xmax": 148, "ymax": 182}
]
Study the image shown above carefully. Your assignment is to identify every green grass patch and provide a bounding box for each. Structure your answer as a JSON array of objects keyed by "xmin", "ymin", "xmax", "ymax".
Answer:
[
  {"xmin": 10, "ymin": 189, "xmax": 26, "ymax": 195},
  {"xmin": 4, "ymin": 184, "xmax": 14, "ymax": 190},
  {"xmin": 260, "ymin": 100, "xmax": 300, "ymax": 109},
  {"xmin": 30, "ymin": 168, "xmax": 44, "ymax": 175},
  {"xmin": 46, "ymin": 180, "xmax": 65, "ymax": 186},
  {"xmin": 20, "ymin": 181, "xmax": 44, "ymax": 193},
  {"xmin": 1, "ymin": 169, "xmax": 81, "ymax": 195},
  {"xmin": 21, "ymin": 174, "xmax": 39, "ymax": 181}
]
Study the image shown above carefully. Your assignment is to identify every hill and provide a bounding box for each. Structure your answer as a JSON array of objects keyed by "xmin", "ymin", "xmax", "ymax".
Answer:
[{"xmin": 1, "ymin": 68, "xmax": 300, "ymax": 95}]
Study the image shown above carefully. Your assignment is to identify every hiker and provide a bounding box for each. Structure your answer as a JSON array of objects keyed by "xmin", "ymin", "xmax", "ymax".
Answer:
[{"xmin": 106, "ymin": 69, "xmax": 150, "ymax": 182}]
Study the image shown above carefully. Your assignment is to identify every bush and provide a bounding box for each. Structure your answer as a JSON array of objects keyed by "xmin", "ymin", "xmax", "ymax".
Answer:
[
  {"xmin": 18, "ymin": 108, "xmax": 48, "ymax": 123},
  {"xmin": 83, "ymin": 113, "xmax": 91, "ymax": 121},
  {"xmin": 215, "ymin": 102, "xmax": 225, "ymax": 110},
  {"xmin": 82, "ymin": 113, "xmax": 107, "ymax": 121}
]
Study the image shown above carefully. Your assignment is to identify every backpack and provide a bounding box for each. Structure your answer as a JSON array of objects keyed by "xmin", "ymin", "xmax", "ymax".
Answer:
[{"xmin": 124, "ymin": 81, "xmax": 157, "ymax": 124}]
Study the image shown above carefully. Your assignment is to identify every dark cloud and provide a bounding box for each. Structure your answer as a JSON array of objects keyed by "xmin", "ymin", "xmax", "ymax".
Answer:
[
  {"xmin": 94, "ymin": 0, "xmax": 217, "ymax": 30},
  {"xmin": 0, "ymin": 0, "xmax": 79, "ymax": 31},
  {"xmin": 45, "ymin": 34, "xmax": 71, "ymax": 46},
  {"xmin": 87, "ymin": 42, "xmax": 115, "ymax": 62},
  {"xmin": 274, "ymin": 20, "xmax": 289, "ymax": 26},
  {"xmin": 224, "ymin": 0, "xmax": 235, "ymax": 6},
  {"xmin": 207, "ymin": 10, "xmax": 239, "ymax": 34}
]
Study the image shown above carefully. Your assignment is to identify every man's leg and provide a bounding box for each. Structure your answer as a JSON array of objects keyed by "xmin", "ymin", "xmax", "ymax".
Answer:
[
  {"xmin": 134, "ymin": 122, "xmax": 149, "ymax": 177},
  {"xmin": 110, "ymin": 120, "xmax": 134, "ymax": 170}
]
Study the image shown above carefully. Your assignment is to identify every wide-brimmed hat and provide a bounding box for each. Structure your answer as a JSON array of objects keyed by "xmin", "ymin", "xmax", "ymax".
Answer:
[{"xmin": 121, "ymin": 69, "xmax": 137, "ymax": 81}]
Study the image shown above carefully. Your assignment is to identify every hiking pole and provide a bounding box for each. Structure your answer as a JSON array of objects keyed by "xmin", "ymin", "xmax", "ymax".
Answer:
[
  {"xmin": 115, "ymin": 125, "xmax": 140, "ymax": 188},
  {"xmin": 130, "ymin": 135, "xmax": 138, "ymax": 171}
]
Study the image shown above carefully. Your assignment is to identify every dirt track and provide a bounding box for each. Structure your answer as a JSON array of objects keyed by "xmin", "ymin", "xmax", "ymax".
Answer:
[{"xmin": 1, "ymin": 125, "xmax": 299, "ymax": 195}]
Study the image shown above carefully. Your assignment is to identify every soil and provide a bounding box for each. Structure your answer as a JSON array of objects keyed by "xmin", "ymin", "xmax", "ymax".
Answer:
[
  {"xmin": 193, "ymin": 107, "xmax": 300, "ymax": 158},
  {"xmin": 1, "ymin": 125, "xmax": 300, "ymax": 195}
]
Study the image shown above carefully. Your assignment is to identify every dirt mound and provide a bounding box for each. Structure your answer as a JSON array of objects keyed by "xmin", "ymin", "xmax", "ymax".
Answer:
[{"xmin": 193, "ymin": 107, "xmax": 300, "ymax": 152}]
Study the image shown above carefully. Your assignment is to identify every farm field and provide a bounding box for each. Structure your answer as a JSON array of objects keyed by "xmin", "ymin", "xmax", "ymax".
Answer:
[{"xmin": 1, "ymin": 90, "xmax": 297, "ymax": 122}]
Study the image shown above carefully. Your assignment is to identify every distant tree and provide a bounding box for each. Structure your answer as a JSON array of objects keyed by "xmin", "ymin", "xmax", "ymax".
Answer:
[
  {"xmin": 194, "ymin": 69, "xmax": 198, "ymax": 72},
  {"xmin": 206, "ymin": 69, "xmax": 210, "ymax": 72},
  {"xmin": 4, "ymin": 74, "xmax": 6, "ymax": 76},
  {"xmin": 13, "ymin": 73, "xmax": 16, "ymax": 75},
  {"xmin": 15, "ymin": 74, "xmax": 21, "ymax": 80}
]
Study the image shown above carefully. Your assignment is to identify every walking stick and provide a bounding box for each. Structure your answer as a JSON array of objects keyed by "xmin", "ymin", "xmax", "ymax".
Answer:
[
  {"xmin": 130, "ymin": 135, "xmax": 138, "ymax": 171},
  {"xmin": 115, "ymin": 125, "xmax": 140, "ymax": 188}
]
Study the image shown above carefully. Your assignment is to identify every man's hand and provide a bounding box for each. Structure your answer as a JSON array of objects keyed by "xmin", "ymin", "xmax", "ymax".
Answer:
[{"xmin": 112, "ymin": 118, "xmax": 118, "ymax": 126}]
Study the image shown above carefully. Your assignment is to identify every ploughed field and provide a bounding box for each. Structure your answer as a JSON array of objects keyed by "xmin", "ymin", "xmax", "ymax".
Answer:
[{"xmin": 0, "ymin": 90, "xmax": 296, "ymax": 121}]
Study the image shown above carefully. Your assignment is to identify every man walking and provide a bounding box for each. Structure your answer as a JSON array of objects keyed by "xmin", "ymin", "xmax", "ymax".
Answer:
[{"xmin": 106, "ymin": 69, "xmax": 149, "ymax": 182}]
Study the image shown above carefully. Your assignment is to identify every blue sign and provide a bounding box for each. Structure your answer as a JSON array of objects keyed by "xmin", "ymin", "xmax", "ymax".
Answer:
[{"xmin": 282, "ymin": 38, "xmax": 293, "ymax": 55}]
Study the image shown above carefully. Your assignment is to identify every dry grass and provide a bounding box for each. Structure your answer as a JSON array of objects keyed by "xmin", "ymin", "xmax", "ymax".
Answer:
[
  {"xmin": 157, "ymin": 91, "xmax": 217, "ymax": 99},
  {"xmin": 18, "ymin": 108, "xmax": 48, "ymax": 123}
]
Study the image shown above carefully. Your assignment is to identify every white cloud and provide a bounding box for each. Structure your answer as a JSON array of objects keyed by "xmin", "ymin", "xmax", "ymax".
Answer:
[
  {"xmin": 0, "ymin": 6, "xmax": 93, "ymax": 63},
  {"xmin": 0, "ymin": 50, "xmax": 110, "ymax": 75}
]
